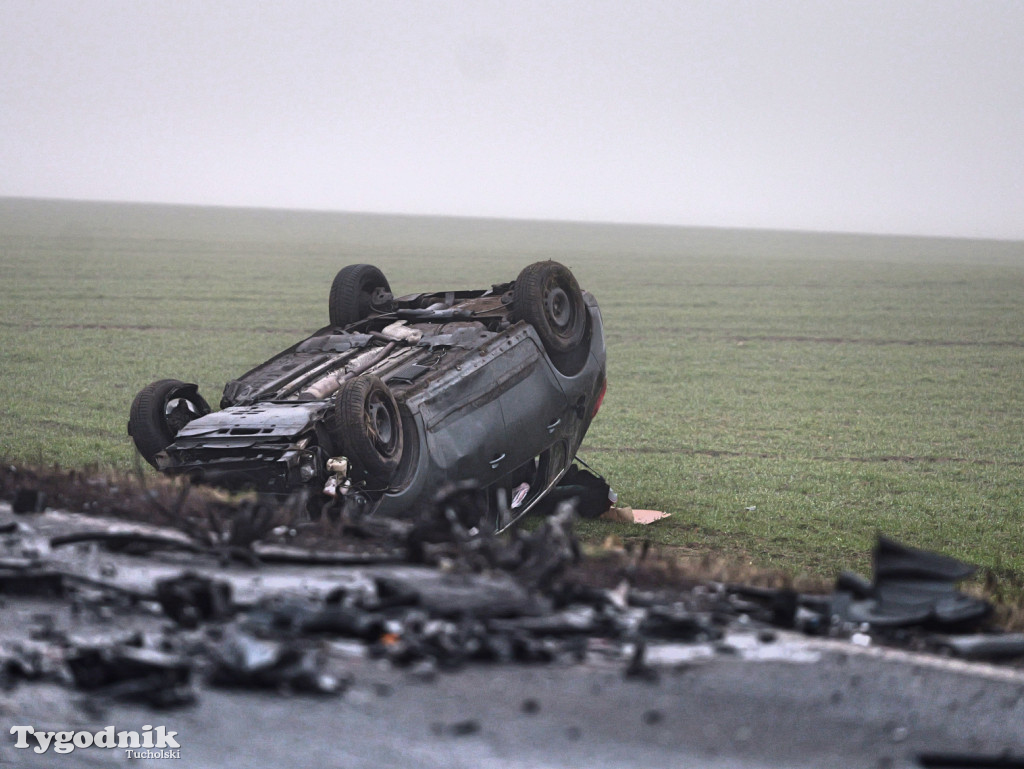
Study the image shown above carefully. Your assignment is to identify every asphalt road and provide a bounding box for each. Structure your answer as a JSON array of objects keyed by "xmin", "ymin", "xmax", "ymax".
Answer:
[{"xmin": 4, "ymin": 638, "xmax": 1023, "ymax": 768}]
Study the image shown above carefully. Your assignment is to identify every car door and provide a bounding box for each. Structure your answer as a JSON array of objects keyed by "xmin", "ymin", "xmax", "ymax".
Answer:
[
  {"xmin": 416, "ymin": 350, "xmax": 510, "ymax": 485},
  {"xmin": 495, "ymin": 336, "xmax": 569, "ymax": 473}
]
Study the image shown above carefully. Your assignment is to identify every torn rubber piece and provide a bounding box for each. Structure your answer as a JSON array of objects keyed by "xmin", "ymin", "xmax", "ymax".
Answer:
[{"xmin": 834, "ymin": 536, "xmax": 992, "ymax": 631}]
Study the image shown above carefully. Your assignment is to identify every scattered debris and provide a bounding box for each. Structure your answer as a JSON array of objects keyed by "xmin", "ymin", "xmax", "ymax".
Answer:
[
  {"xmin": 431, "ymin": 719, "xmax": 481, "ymax": 737},
  {"xmin": 208, "ymin": 631, "xmax": 346, "ymax": 695},
  {"xmin": 51, "ymin": 530, "xmax": 204, "ymax": 555},
  {"xmin": 0, "ymin": 466, "xmax": 1021, "ymax": 718},
  {"xmin": 0, "ymin": 567, "xmax": 66, "ymax": 597},
  {"xmin": 66, "ymin": 645, "xmax": 195, "ymax": 708},
  {"xmin": 833, "ymin": 536, "xmax": 992, "ymax": 631},
  {"xmin": 917, "ymin": 753, "xmax": 1024, "ymax": 768},
  {"xmin": 155, "ymin": 572, "xmax": 234, "ymax": 627},
  {"xmin": 930, "ymin": 633, "xmax": 1024, "ymax": 662},
  {"xmin": 12, "ymin": 488, "xmax": 46, "ymax": 514}
]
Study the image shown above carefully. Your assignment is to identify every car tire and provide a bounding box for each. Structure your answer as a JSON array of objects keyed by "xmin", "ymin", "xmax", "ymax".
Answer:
[
  {"xmin": 335, "ymin": 374, "xmax": 403, "ymax": 483},
  {"xmin": 128, "ymin": 379, "xmax": 211, "ymax": 468},
  {"xmin": 512, "ymin": 260, "xmax": 589, "ymax": 372},
  {"xmin": 329, "ymin": 264, "xmax": 391, "ymax": 327}
]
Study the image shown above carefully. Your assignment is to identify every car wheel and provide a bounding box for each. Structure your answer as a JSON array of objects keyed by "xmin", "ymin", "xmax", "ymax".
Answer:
[
  {"xmin": 512, "ymin": 260, "xmax": 589, "ymax": 373},
  {"xmin": 335, "ymin": 375, "xmax": 403, "ymax": 483},
  {"xmin": 128, "ymin": 379, "xmax": 211, "ymax": 468},
  {"xmin": 329, "ymin": 264, "xmax": 391, "ymax": 327}
]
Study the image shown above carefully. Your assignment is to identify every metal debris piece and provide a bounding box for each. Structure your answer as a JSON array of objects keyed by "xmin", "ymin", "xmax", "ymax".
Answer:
[
  {"xmin": 640, "ymin": 605, "xmax": 722, "ymax": 642},
  {"xmin": 155, "ymin": 572, "xmax": 234, "ymax": 628},
  {"xmin": 242, "ymin": 596, "xmax": 385, "ymax": 641},
  {"xmin": 251, "ymin": 543, "xmax": 407, "ymax": 566},
  {"xmin": 487, "ymin": 606, "xmax": 604, "ymax": 636},
  {"xmin": 208, "ymin": 631, "xmax": 346, "ymax": 695},
  {"xmin": 66, "ymin": 645, "xmax": 195, "ymax": 707}
]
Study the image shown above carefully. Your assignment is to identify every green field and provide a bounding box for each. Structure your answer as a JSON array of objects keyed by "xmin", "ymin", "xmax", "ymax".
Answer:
[{"xmin": 2, "ymin": 198, "xmax": 1022, "ymax": 587}]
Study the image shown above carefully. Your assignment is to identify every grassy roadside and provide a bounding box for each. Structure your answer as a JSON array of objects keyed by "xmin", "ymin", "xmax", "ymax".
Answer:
[{"xmin": 2, "ymin": 198, "xmax": 1022, "ymax": 593}]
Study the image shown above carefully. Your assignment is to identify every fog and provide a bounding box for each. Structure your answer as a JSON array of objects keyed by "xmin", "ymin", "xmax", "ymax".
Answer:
[{"xmin": 1, "ymin": 1, "xmax": 1022, "ymax": 239}]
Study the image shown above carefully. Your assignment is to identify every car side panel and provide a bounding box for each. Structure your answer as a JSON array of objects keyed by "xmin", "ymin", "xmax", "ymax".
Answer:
[{"xmin": 496, "ymin": 336, "xmax": 569, "ymax": 472}]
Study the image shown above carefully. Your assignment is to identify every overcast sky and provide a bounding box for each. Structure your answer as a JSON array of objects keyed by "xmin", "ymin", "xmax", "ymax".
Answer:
[{"xmin": 1, "ymin": 1, "xmax": 1022, "ymax": 239}]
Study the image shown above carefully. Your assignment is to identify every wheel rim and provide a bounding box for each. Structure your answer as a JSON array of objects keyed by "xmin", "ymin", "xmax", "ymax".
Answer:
[
  {"xmin": 357, "ymin": 286, "xmax": 374, "ymax": 318},
  {"xmin": 365, "ymin": 392, "xmax": 398, "ymax": 456},
  {"xmin": 543, "ymin": 282, "xmax": 576, "ymax": 338},
  {"xmin": 164, "ymin": 397, "xmax": 202, "ymax": 434}
]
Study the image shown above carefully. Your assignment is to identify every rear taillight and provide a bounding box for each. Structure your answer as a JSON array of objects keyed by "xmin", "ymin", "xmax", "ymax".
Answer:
[{"xmin": 591, "ymin": 378, "xmax": 607, "ymax": 418}]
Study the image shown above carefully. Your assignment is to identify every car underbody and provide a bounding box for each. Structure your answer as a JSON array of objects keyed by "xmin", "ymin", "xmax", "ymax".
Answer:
[{"xmin": 130, "ymin": 262, "xmax": 607, "ymax": 531}]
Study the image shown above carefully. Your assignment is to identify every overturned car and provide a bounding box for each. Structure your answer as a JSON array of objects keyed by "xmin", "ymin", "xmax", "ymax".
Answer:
[{"xmin": 128, "ymin": 261, "xmax": 606, "ymax": 530}]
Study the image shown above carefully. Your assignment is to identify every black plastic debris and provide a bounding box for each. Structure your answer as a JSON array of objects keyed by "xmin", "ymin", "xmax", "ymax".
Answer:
[
  {"xmin": 833, "ymin": 536, "xmax": 992, "ymax": 631},
  {"xmin": 487, "ymin": 606, "xmax": 604, "ymax": 637},
  {"xmin": 640, "ymin": 605, "xmax": 722, "ymax": 642},
  {"xmin": 1, "ymin": 643, "xmax": 53, "ymax": 687},
  {"xmin": 251, "ymin": 543, "xmax": 406, "ymax": 566},
  {"xmin": 405, "ymin": 485, "xmax": 580, "ymax": 591},
  {"xmin": 507, "ymin": 505, "xmax": 582, "ymax": 590},
  {"xmin": 370, "ymin": 577, "xmax": 421, "ymax": 610},
  {"xmin": 723, "ymin": 584, "xmax": 800, "ymax": 629},
  {"xmin": 66, "ymin": 645, "xmax": 194, "ymax": 708},
  {"xmin": 155, "ymin": 572, "xmax": 233, "ymax": 628},
  {"xmin": 930, "ymin": 633, "xmax": 1024, "ymax": 661},
  {"xmin": 0, "ymin": 567, "xmax": 65, "ymax": 597},
  {"xmin": 374, "ymin": 572, "xmax": 541, "ymax": 620},
  {"xmin": 918, "ymin": 753, "xmax": 1024, "ymax": 768},
  {"xmin": 208, "ymin": 631, "xmax": 345, "ymax": 695},
  {"xmin": 431, "ymin": 719, "xmax": 481, "ymax": 737},
  {"xmin": 12, "ymin": 488, "xmax": 46, "ymax": 514},
  {"xmin": 51, "ymin": 530, "xmax": 203, "ymax": 556},
  {"xmin": 242, "ymin": 596, "xmax": 384, "ymax": 641},
  {"xmin": 372, "ymin": 615, "xmax": 480, "ymax": 669},
  {"xmin": 623, "ymin": 641, "xmax": 660, "ymax": 684},
  {"xmin": 406, "ymin": 483, "xmax": 490, "ymax": 557}
]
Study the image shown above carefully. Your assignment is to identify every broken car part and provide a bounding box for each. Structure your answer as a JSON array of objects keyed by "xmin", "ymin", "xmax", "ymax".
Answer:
[{"xmin": 832, "ymin": 536, "xmax": 992, "ymax": 631}]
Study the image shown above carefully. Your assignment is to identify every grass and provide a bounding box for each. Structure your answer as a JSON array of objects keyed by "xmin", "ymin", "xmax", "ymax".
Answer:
[{"xmin": 2, "ymin": 197, "xmax": 1023, "ymax": 592}]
